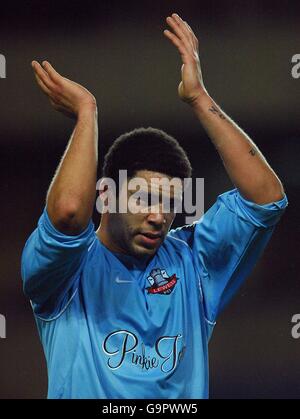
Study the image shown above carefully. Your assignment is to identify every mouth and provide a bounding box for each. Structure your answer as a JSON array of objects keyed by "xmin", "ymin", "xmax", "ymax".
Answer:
[
  {"xmin": 141, "ymin": 231, "xmax": 162, "ymax": 239},
  {"xmin": 136, "ymin": 231, "xmax": 163, "ymax": 248}
]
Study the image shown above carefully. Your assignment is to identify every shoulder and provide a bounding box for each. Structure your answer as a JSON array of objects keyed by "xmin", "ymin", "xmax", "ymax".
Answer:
[{"xmin": 164, "ymin": 231, "xmax": 193, "ymax": 253}]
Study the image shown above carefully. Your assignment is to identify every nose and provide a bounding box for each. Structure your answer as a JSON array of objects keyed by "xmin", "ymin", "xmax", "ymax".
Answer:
[{"xmin": 147, "ymin": 211, "xmax": 166, "ymax": 227}]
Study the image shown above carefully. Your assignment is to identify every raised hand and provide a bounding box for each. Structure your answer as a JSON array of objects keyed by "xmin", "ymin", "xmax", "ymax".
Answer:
[
  {"xmin": 164, "ymin": 13, "xmax": 206, "ymax": 105},
  {"xmin": 31, "ymin": 61, "xmax": 96, "ymax": 118}
]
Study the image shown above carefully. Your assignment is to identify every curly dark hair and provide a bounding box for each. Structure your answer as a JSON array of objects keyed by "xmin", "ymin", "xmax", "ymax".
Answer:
[{"xmin": 102, "ymin": 127, "xmax": 192, "ymax": 188}]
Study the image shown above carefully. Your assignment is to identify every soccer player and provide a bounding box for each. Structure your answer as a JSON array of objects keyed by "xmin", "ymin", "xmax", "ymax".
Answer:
[{"xmin": 21, "ymin": 14, "xmax": 287, "ymax": 398}]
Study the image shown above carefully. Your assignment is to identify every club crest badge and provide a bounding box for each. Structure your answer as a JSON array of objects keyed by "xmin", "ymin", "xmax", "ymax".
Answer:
[{"xmin": 146, "ymin": 268, "xmax": 178, "ymax": 295}]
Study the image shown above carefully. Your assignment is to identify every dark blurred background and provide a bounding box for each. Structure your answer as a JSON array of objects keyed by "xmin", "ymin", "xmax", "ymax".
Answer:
[{"xmin": 0, "ymin": 0, "xmax": 299, "ymax": 399}]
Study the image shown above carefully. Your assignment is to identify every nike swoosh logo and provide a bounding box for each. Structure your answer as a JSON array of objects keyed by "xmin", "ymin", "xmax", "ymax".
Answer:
[{"xmin": 115, "ymin": 277, "xmax": 133, "ymax": 284}]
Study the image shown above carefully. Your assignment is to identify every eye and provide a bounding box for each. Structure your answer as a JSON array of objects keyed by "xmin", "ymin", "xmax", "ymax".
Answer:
[
  {"xmin": 161, "ymin": 198, "xmax": 180, "ymax": 213},
  {"xmin": 138, "ymin": 192, "xmax": 150, "ymax": 205},
  {"xmin": 134, "ymin": 193, "xmax": 149, "ymax": 207},
  {"xmin": 172, "ymin": 198, "xmax": 182, "ymax": 212}
]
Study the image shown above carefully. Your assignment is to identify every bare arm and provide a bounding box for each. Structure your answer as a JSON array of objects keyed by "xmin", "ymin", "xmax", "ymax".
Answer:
[
  {"xmin": 32, "ymin": 61, "xmax": 98, "ymax": 234},
  {"xmin": 164, "ymin": 14, "xmax": 284, "ymax": 205}
]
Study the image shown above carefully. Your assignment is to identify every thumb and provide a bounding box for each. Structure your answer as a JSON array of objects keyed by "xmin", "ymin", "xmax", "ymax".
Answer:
[{"xmin": 178, "ymin": 81, "xmax": 184, "ymax": 98}]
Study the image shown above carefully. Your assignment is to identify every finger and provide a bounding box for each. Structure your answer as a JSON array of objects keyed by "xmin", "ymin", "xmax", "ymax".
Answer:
[
  {"xmin": 32, "ymin": 61, "xmax": 56, "ymax": 91},
  {"xmin": 166, "ymin": 15, "xmax": 190, "ymax": 47},
  {"xmin": 171, "ymin": 14, "xmax": 195, "ymax": 47},
  {"xmin": 33, "ymin": 72, "xmax": 51, "ymax": 96},
  {"xmin": 185, "ymin": 22, "xmax": 194, "ymax": 36},
  {"xmin": 42, "ymin": 61, "xmax": 62, "ymax": 83},
  {"xmin": 163, "ymin": 29, "xmax": 190, "ymax": 64},
  {"xmin": 172, "ymin": 15, "xmax": 199, "ymax": 57},
  {"xmin": 166, "ymin": 16, "xmax": 192, "ymax": 52},
  {"xmin": 32, "ymin": 60, "xmax": 51, "ymax": 80},
  {"xmin": 185, "ymin": 22, "xmax": 198, "ymax": 49},
  {"xmin": 175, "ymin": 14, "xmax": 198, "ymax": 51}
]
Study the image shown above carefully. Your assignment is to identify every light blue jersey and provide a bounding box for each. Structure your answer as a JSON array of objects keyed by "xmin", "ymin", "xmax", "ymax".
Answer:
[{"xmin": 21, "ymin": 189, "xmax": 287, "ymax": 399}]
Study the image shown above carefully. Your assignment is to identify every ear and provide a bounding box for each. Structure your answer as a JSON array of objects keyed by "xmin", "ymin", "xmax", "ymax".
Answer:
[{"xmin": 98, "ymin": 180, "xmax": 109, "ymax": 207}]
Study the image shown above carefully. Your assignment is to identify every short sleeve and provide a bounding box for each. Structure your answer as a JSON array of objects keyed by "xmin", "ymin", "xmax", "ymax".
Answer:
[
  {"xmin": 168, "ymin": 189, "xmax": 288, "ymax": 323},
  {"xmin": 21, "ymin": 207, "xmax": 96, "ymax": 319}
]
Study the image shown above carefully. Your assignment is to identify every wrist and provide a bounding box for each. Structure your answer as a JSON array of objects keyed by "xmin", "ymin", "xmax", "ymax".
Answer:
[
  {"xmin": 77, "ymin": 102, "xmax": 98, "ymax": 119},
  {"xmin": 188, "ymin": 89, "xmax": 211, "ymax": 111}
]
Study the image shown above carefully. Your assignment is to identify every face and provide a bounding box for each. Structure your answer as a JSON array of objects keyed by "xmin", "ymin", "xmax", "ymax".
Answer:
[{"xmin": 107, "ymin": 170, "xmax": 183, "ymax": 259}]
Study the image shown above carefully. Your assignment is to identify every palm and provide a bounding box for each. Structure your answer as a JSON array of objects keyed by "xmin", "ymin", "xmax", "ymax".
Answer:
[
  {"xmin": 32, "ymin": 61, "xmax": 96, "ymax": 118},
  {"xmin": 164, "ymin": 14, "xmax": 205, "ymax": 105},
  {"xmin": 178, "ymin": 61, "xmax": 203, "ymax": 103}
]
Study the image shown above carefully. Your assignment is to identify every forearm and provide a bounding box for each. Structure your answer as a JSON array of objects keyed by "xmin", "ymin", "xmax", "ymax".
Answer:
[
  {"xmin": 46, "ymin": 105, "xmax": 98, "ymax": 234},
  {"xmin": 191, "ymin": 92, "xmax": 284, "ymax": 204}
]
